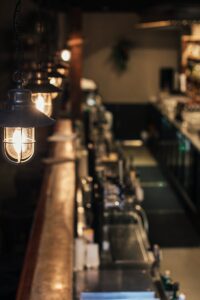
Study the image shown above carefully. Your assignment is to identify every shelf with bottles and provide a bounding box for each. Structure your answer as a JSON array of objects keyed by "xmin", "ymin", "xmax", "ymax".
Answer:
[
  {"xmin": 181, "ymin": 35, "xmax": 200, "ymax": 100},
  {"xmin": 185, "ymin": 55, "xmax": 200, "ymax": 79},
  {"xmin": 187, "ymin": 56, "xmax": 200, "ymax": 62},
  {"xmin": 181, "ymin": 35, "xmax": 200, "ymax": 68},
  {"xmin": 186, "ymin": 76, "xmax": 200, "ymax": 103}
]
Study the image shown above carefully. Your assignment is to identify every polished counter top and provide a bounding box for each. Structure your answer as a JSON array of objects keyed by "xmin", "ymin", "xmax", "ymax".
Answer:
[{"xmin": 17, "ymin": 119, "xmax": 76, "ymax": 300}]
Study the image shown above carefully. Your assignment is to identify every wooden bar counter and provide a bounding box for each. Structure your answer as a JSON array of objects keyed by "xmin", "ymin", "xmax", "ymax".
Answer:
[{"xmin": 17, "ymin": 119, "xmax": 76, "ymax": 300}]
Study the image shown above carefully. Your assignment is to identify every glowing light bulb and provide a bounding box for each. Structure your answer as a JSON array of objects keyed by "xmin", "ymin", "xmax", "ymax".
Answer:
[
  {"xmin": 32, "ymin": 93, "xmax": 52, "ymax": 117},
  {"xmin": 3, "ymin": 127, "xmax": 35, "ymax": 163},
  {"xmin": 35, "ymin": 94, "xmax": 45, "ymax": 112},
  {"xmin": 13, "ymin": 128, "xmax": 27, "ymax": 154},
  {"xmin": 50, "ymin": 77, "xmax": 56, "ymax": 86},
  {"xmin": 61, "ymin": 49, "xmax": 71, "ymax": 62}
]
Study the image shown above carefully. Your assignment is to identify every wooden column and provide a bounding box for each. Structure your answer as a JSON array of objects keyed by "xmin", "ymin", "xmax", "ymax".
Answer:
[{"xmin": 68, "ymin": 7, "xmax": 83, "ymax": 120}]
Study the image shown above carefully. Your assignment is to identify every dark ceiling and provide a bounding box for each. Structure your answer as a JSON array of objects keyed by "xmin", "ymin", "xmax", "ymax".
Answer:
[
  {"xmin": 34, "ymin": 0, "xmax": 200, "ymax": 14},
  {"xmin": 32, "ymin": 0, "xmax": 200, "ymax": 23}
]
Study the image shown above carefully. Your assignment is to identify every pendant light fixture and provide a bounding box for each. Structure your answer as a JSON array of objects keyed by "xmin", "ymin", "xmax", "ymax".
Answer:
[
  {"xmin": 52, "ymin": 50, "xmax": 69, "ymax": 77},
  {"xmin": 56, "ymin": 62, "xmax": 69, "ymax": 77},
  {"xmin": 26, "ymin": 69, "xmax": 61, "ymax": 117},
  {"xmin": 0, "ymin": 75, "xmax": 54, "ymax": 164},
  {"xmin": 48, "ymin": 67, "xmax": 65, "ymax": 89},
  {"xmin": 0, "ymin": 0, "xmax": 54, "ymax": 164},
  {"xmin": 26, "ymin": 3, "xmax": 62, "ymax": 116}
]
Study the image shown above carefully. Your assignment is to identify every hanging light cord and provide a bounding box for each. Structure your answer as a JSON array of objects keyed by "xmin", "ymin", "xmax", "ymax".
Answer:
[
  {"xmin": 36, "ymin": 0, "xmax": 42, "ymax": 69},
  {"xmin": 13, "ymin": 0, "xmax": 24, "ymax": 85},
  {"xmin": 37, "ymin": 0, "xmax": 45, "ymax": 70}
]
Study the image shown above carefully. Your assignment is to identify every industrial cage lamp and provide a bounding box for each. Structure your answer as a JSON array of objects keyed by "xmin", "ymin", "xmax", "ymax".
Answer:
[
  {"xmin": 56, "ymin": 62, "xmax": 69, "ymax": 77},
  {"xmin": 26, "ymin": 69, "xmax": 61, "ymax": 117},
  {"xmin": 0, "ymin": 75, "xmax": 54, "ymax": 164},
  {"xmin": 0, "ymin": 0, "xmax": 56, "ymax": 163},
  {"xmin": 48, "ymin": 67, "xmax": 65, "ymax": 89}
]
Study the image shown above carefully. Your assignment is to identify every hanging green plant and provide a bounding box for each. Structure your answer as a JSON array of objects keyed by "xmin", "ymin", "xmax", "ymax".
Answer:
[{"xmin": 109, "ymin": 38, "xmax": 134, "ymax": 73}]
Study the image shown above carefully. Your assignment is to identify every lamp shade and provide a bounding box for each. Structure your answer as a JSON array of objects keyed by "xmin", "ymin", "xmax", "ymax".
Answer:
[
  {"xmin": 26, "ymin": 70, "xmax": 62, "ymax": 116},
  {"xmin": 48, "ymin": 68, "xmax": 65, "ymax": 88},
  {"xmin": 0, "ymin": 88, "xmax": 55, "ymax": 127},
  {"xmin": 26, "ymin": 70, "xmax": 61, "ymax": 94}
]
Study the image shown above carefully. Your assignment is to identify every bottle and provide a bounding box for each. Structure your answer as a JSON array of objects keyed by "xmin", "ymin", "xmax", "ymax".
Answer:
[
  {"xmin": 88, "ymin": 142, "xmax": 96, "ymax": 178},
  {"xmin": 118, "ymin": 158, "xmax": 124, "ymax": 186},
  {"xmin": 92, "ymin": 171, "xmax": 104, "ymax": 249},
  {"xmin": 171, "ymin": 282, "xmax": 179, "ymax": 300},
  {"xmin": 83, "ymin": 109, "xmax": 91, "ymax": 145},
  {"xmin": 161, "ymin": 270, "xmax": 171, "ymax": 288},
  {"xmin": 180, "ymin": 73, "xmax": 187, "ymax": 93}
]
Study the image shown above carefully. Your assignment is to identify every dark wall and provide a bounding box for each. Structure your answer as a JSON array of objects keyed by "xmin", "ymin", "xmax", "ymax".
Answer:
[{"xmin": 105, "ymin": 103, "xmax": 150, "ymax": 140}]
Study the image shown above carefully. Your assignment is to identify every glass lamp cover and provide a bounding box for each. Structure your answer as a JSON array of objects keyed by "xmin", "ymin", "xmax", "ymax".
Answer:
[
  {"xmin": 3, "ymin": 127, "xmax": 35, "ymax": 163},
  {"xmin": 51, "ymin": 91, "xmax": 59, "ymax": 100},
  {"xmin": 32, "ymin": 93, "xmax": 53, "ymax": 117}
]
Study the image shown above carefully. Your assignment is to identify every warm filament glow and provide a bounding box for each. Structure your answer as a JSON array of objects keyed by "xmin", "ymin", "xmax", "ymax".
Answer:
[
  {"xmin": 13, "ymin": 128, "xmax": 27, "ymax": 154},
  {"xmin": 3, "ymin": 127, "xmax": 35, "ymax": 164},
  {"xmin": 51, "ymin": 92, "xmax": 59, "ymax": 100},
  {"xmin": 36, "ymin": 94, "xmax": 45, "ymax": 112},
  {"xmin": 32, "ymin": 93, "xmax": 53, "ymax": 117}
]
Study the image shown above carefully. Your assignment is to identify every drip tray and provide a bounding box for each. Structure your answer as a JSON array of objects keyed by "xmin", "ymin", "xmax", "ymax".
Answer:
[
  {"xmin": 109, "ymin": 224, "xmax": 152, "ymax": 266},
  {"xmin": 75, "ymin": 269, "xmax": 156, "ymax": 297}
]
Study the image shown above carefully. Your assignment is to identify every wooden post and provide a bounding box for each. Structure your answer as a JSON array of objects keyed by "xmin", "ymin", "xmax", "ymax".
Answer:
[{"xmin": 68, "ymin": 7, "xmax": 83, "ymax": 120}]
